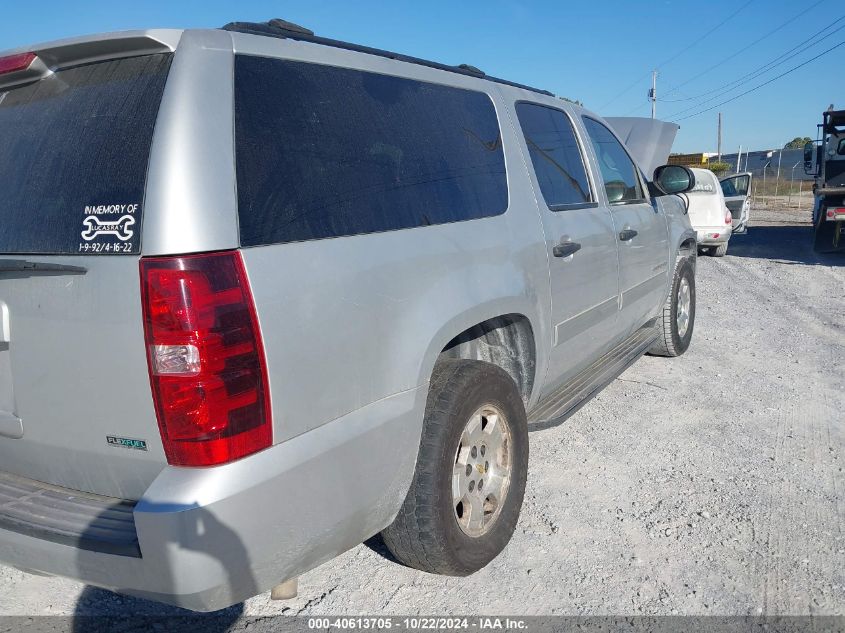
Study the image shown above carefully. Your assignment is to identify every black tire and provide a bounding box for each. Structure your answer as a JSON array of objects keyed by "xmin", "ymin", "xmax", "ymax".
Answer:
[
  {"xmin": 711, "ymin": 242, "xmax": 728, "ymax": 257},
  {"xmin": 813, "ymin": 209, "xmax": 841, "ymax": 253},
  {"xmin": 381, "ymin": 359, "xmax": 528, "ymax": 575},
  {"xmin": 648, "ymin": 258, "xmax": 695, "ymax": 357}
]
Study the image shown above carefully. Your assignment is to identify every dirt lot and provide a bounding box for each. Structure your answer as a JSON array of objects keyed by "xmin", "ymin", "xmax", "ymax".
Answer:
[{"xmin": 1, "ymin": 204, "xmax": 843, "ymax": 622}]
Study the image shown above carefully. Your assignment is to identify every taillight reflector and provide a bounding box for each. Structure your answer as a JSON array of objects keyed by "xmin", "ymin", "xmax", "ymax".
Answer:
[
  {"xmin": 140, "ymin": 251, "xmax": 272, "ymax": 467},
  {"xmin": 0, "ymin": 52, "xmax": 36, "ymax": 75},
  {"xmin": 725, "ymin": 210, "xmax": 733, "ymax": 224}
]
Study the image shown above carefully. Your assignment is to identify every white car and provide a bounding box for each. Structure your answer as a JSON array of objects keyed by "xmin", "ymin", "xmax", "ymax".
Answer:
[{"xmin": 688, "ymin": 167, "xmax": 734, "ymax": 256}]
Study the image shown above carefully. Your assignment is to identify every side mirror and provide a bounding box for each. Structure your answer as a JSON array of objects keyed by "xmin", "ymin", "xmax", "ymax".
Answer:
[
  {"xmin": 652, "ymin": 165, "xmax": 695, "ymax": 195},
  {"xmin": 804, "ymin": 141, "xmax": 816, "ymax": 174}
]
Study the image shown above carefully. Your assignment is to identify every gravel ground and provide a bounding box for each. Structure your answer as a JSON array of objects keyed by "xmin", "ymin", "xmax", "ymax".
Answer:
[{"xmin": 1, "ymin": 204, "xmax": 843, "ymax": 622}]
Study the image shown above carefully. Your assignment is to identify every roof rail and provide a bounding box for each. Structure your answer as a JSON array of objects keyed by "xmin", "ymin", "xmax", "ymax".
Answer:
[{"xmin": 221, "ymin": 19, "xmax": 554, "ymax": 97}]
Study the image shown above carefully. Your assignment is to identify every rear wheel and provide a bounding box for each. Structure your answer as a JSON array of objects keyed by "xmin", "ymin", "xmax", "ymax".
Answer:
[
  {"xmin": 381, "ymin": 360, "xmax": 528, "ymax": 575},
  {"xmin": 711, "ymin": 243, "xmax": 728, "ymax": 257},
  {"xmin": 649, "ymin": 258, "xmax": 695, "ymax": 357}
]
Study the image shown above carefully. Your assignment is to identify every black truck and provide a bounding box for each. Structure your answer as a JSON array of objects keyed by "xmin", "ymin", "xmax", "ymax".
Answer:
[{"xmin": 805, "ymin": 108, "xmax": 845, "ymax": 252}]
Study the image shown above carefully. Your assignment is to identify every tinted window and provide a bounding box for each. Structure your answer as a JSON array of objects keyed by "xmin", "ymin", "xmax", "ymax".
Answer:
[
  {"xmin": 234, "ymin": 56, "xmax": 508, "ymax": 246},
  {"xmin": 0, "ymin": 54, "xmax": 172, "ymax": 255},
  {"xmin": 582, "ymin": 117, "xmax": 645, "ymax": 204},
  {"xmin": 515, "ymin": 103, "xmax": 592, "ymax": 209}
]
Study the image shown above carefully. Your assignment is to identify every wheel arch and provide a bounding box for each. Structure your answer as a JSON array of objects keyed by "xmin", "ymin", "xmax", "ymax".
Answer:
[
  {"xmin": 415, "ymin": 302, "xmax": 543, "ymax": 408},
  {"xmin": 677, "ymin": 231, "xmax": 698, "ymax": 269}
]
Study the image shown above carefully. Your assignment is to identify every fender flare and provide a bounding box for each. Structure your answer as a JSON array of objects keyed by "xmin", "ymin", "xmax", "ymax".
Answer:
[{"xmin": 413, "ymin": 299, "xmax": 545, "ymax": 408}]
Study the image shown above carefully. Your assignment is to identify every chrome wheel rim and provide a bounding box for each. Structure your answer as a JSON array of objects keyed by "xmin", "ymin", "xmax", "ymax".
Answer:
[
  {"xmin": 676, "ymin": 277, "xmax": 691, "ymax": 338},
  {"xmin": 452, "ymin": 405, "xmax": 512, "ymax": 537}
]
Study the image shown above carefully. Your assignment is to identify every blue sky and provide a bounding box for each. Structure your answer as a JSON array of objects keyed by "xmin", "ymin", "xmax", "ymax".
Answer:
[{"xmin": 2, "ymin": 0, "xmax": 842, "ymax": 153}]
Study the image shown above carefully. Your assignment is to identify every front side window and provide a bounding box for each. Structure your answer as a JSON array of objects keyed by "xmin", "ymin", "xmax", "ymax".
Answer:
[
  {"xmin": 721, "ymin": 174, "xmax": 750, "ymax": 197},
  {"xmin": 515, "ymin": 103, "xmax": 592, "ymax": 209},
  {"xmin": 582, "ymin": 117, "xmax": 645, "ymax": 204},
  {"xmin": 234, "ymin": 56, "xmax": 508, "ymax": 246}
]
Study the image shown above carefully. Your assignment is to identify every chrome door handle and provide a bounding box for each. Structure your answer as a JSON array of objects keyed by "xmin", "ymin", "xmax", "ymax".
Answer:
[
  {"xmin": 618, "ymin": 228, "xmax": 638, "ymax": 241},
  {"xmin": 553, "ymin": 241, "xmax": 581, "ymax": 257}
]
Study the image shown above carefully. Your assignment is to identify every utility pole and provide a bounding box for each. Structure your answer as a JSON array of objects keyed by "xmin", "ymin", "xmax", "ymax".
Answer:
[
  {"xmin": 736, "ymin": 145, "xmax": 742, "ymax": 174},
  {"xmin": 649, "ymin": 70, "xmax": 657, "ymax": 119},
  {"xmin": 717, "ymin": 112, "xmax": 722, "ymax": 162}
]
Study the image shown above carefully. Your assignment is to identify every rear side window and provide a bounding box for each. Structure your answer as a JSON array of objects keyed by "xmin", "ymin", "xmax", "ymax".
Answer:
[
  {"xmin": 515, "ymin": 102, "xmax": 592, "ymax": 209},
  {"xmin": 234, "ymin": 56, "xmax": 508, "ymax": 246},
  {"xmin": 0, "ymin": 54, "xmax": 172, "ymax": 254},
  {"xmin": 582, "ymin": 117, "xmax": 645, "ymax": 204}
]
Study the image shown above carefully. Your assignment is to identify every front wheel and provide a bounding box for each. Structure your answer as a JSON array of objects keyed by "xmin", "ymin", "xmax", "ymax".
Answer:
[
  {"xmin": 381, "ymin": 360, "xmax": 529, "ymax": 575},
  {"xmin": 649, "ymin": 258, "xmax": 696, "ymax": 357}
]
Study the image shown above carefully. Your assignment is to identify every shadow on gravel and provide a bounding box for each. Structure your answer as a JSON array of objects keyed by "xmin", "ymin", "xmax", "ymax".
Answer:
[
  {"xmin": 363, "ymin": 533, "xmax": 402, "ymax": 565},
  {"xmin": 71, "ymin": 503, "xmax": 253, "ymax": 632},
  {"xmin": 73, "ymin": 586, "xmax": 244, "ymax": 632},
  {"xmin": 728, "ymin": 225, "xmax": 844, "ymax": 266}
]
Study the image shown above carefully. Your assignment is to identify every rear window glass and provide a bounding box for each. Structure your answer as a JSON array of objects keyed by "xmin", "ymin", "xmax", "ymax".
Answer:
[
  {"xmin": 0, "ymin": 53, "xmax": 172, "ymax": 255},
  {"xmin": 234, "ymin": 56, "xmax": 508, "ymax": 246},
  {"xmin": 690, "ymin": 170, "xmax": 719, "ymax": 195}
]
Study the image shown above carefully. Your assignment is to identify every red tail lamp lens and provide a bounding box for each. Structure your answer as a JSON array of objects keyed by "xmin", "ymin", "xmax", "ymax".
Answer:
[
  {"xmin": 0, "ymin": 52, "xmax": 36, "ymax": 75},
  {"xmin": 725, "ymin": 210, "xmax": 733, "ymax": 224},
  {"xmin": 140, "ymin": 251, "xmax": 271, "ymax": 466}
]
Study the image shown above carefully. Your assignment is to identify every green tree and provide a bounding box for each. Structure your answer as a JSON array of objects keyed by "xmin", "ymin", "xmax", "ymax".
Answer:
[
  {"xmin": 784, "ymin": 137, "xmax": 813, "ymax": 149},
  {"xmin": 706, "ymin": 161, "xmax": 731, "ymax": 175}
]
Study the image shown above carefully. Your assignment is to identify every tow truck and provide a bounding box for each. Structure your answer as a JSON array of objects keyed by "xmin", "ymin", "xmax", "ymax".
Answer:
[{"xmin": 805, "ymin": 108, "xmax": 845, "ymax": 252}]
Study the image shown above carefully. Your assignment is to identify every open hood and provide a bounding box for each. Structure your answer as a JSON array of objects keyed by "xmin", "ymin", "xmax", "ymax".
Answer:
[{"xmin": 605, "ymin": 117, "xmax": 680, "ymax": 177}]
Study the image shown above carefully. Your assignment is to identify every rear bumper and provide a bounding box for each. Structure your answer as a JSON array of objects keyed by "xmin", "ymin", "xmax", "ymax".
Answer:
[
  {"xmin": 696, "ymin": 227, "xmax": 732, "ymax": 246},
  {"xmin": 0, "ymin": 386, "xmax": 425, "ymax": 611}
]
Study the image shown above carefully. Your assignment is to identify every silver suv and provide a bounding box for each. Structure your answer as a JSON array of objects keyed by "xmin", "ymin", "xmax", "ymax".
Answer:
[{"xmin": 0, "ymin": 19, "xmax": 698, "ymax": 611}]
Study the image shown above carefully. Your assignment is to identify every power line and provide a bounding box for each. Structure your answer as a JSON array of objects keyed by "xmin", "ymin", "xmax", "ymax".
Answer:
[
  {"xmin": 664, "ymin": 14, "xmax": 845, "ymax": 107},
  {"xmin": 596, "ymin": 71, "xmax": 653, "ymax": 112},
  {"xmin": 665, "ymin": 18, "xmax": 845, "ymax": 118},
  {"xmin": 660, "ymin": 0, "xmax": 826, "ymax": 99},
  {"xmin": 674, "ymin": 39, "xmax": 845, "ymax": 122},
  {"xmin": 619, "ymin": 100, "xmax": 652, "ymax": 117},
  {"xmin": 654, "ymin": 0, "xmax": 754, "ymax": 69},
  {"xmin": 596, "ymin": 0, "xmax": 754, "ymax": 111}
]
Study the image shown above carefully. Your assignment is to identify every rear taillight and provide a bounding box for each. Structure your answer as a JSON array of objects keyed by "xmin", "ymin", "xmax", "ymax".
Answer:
[
  {"xmin": 725, "ymin": 210, "xmax": 733, "ymax": 224},
  {"xmin": 140, "ymin": 251, "xmax": 271, "ymax": 467},
  {"xmin": 0, "ymin": 52, "xmax": 36, "ymax": 75}
]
